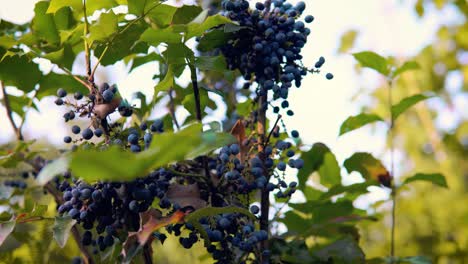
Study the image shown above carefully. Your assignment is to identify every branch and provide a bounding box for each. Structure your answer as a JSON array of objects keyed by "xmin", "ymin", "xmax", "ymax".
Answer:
[
  {"xmin": 18, "ymin": 87, "xmax": 40, "ymax": 136},
  {"xmin": 188, "ymin": 63, "xmax": 203, "ymax": 121},
  {"xmin": 257, "ymin": 93, "xmax": 270, "ymax": 264},
  {"xmin": 168, "ymin": 89, "xmax": 180, "ymax": 130},
  {"xmin": 143, "ymin": 244, "xmax": 154, "ymax": 264},
  {"xmin": 83, "ymin": 0, "xmax": 92, "ymax": 81},
  {"xmin": 265, "ymin": 114, "xmax": 282, "ymax": 146},
  {"xmin": 1, "ymin": 81, "xmax": 23, "ymax": 140}
]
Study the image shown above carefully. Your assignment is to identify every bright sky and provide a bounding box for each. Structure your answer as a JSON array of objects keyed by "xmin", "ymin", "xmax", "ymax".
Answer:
[{"xmin": 0, "ymin": 0, "xmax": 461, "ymax": 206}]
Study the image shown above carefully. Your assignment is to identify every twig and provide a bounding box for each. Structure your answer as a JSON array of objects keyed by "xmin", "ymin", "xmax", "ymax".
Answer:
[
  {"xmin": 83, "ymin": 0, "xmax": 92, "ymax": 80},
  {"xmin": 188, "ymin": 63, "xmax": 203, "ymax": 121},
  {"xmin": 1, "ymin": 81, "xmax": 23, "ymax": 140},
  {"xmin": 168, "ymin": 89, "xmax": 180, "ymax": 130},
  {"xmin": 18, "ymin": 87, "xmax": 40, "ymax": 136},
  {"xmin": 265, "ymin": 114, "xmax": 282, "ymax": 146}
]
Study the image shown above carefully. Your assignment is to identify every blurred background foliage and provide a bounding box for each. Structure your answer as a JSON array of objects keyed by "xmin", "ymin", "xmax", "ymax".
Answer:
[{"xmin": 353, "ymin": 1, "xmax": 468, "ymax": 263}]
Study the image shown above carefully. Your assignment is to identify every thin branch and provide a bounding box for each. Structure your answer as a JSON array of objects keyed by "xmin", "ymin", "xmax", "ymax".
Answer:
[
  {"xmin": 387, "ymin": 79, "xmax": 396, "ymax": 262},
  {"xmin": 168, "ymin": 89, "xmax": 180, "ymax": 130},
  {"xmin": 89, "ymin": 2, "xmax": 163, "ymax": 79},
  {"xmin": 188, "ymin": 63, "xmax": 203, "ymax": 121},
  {"xmin": 83, "ymin": 0, "xmax": 92, "ymax": 80},
  {"xmin": 18, "ymin": 87, "xmax": 40, "ymax": 136},
  {"xmin": 143, "ymin": 244, "xmax": 154, "ymax": 264},
  {"xmin": 257, "ymin": 93, "xmax": 270, "ymax": 264},
  {"xmin": 1, "ymin": 81, "xmax": 23, "ymax": 140},
  {"xmin": 265, "ymin": 114, "xmax": 282, "ymax": 146}
]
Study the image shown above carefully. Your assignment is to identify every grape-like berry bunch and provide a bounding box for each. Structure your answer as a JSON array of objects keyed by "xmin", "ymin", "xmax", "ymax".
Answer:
[{"xmin": 219, "ymin": 0, "xmax": 331, "ymax": 104}]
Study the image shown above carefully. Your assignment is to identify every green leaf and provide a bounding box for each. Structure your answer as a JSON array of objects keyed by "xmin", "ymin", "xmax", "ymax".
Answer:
[
  {"xmin": 70, "ymin": 124, "xmax": 233, "ymax": 182},
  {"xmin": 313, "ymin": 237, "xmax": 365, "ymax": 264},
  {"xmin": 186, "ymin": 14, "xmax": 233, "ymax": 40},
  {"xmin": 128, "ymin": 0, "xmax": 160, "ymax": 15},
  {"xmin": 154, "ymin": 65, "xmax": 174, "ymax": 93},
  {"xmin": 88, "ymin": 10, "xmax": 118, "ymax": 44},
  {"xmin": 189, "ymin": 131, "xmax": 236, "ymax": 158},
  {"xmin": 339, "ymin": 113, "xmax": 383, "ymax": 136},
  {"xmin": 280, "ymin": 211, "xmax": 310, "ymax": 234},
  {"xmin": 338, "ymin": 30, "xmax": 358, "ymax": 53},
  {"xmin": 297, "ymin": 143, "xmax": 331, "ymax": 189},
  {"xmin": 52, "ymin": 216, "xmax": 76, "ymax": 248},
  {"xmin": 94, "ymin": 22, "xmax": 147, "ymax": 66},
  {"xmin": 236, "ymin": 99, "xmax": 253, "ymax": 117},
  {"xmin": 130, "ymin": 53, "xmax": 162, "ymax": 72},
  {"xmin": 391, "ymin": 94, "xmax": 432, "ymax": 121},
  {"xmin": 197, "ymin": 29, "xmax": 229, "ymax": 52},
  {"xmin": 147, "ymin": 4, "xmax": 177, "ymax": 28},
  {"xmin": 319, "ymin": 182, "xmax": 374, "ymax": 201},
  {"xmin": 0, "ymin": 55, "xmax": 41, "ymax": 92},
  {"xmin": 194, "ymin": 56, "xmax": 227, "ymax": 72},
  {"xmin": 0, "ymin": 220, "xmax": 15, "ymax": 246},
  {"xmin": 172, "ymin": 5, "xmax": 203, "ymax": 24},
  {"xmin": 139, "ymin": 27, "xmax": 184, "ymax": 46},
  {"xmin": 186, "ymin": 206, "xmax": 255, "ymax": 245},
  {"xmin": 353, "ymin": 51, "xmax": 389, "ymax": 75},
  {"xmin": 37, "ymin": 156, "xmax": 69, "ymax": 186},
  {"xmin": 43, "ymin": 45, "xmax": 75, "ymax": 69},
  {"xmin": 32, "ymin": 1, "xmax": 60, "ymax": 45},
  {"xmin": 344, "ymin": 152, "xmax": 391, "ymax": 187},
  {"xmin": 318, "ymin": 152, "xmax": 341, "ymax": 187},
  {"xmin": 403, "ymin": 173, "xmax": 448, "ymax": 188},
  {"xmin": 47, "ymin": 0, "xmax": 117, "ymax": 16},
  {"xmin": 163, "ymin": 43, "xmax": 193, "ymax": 65},
  {"xmin": 38, "ymin": 72, "xmax": 88, "ymax": 99},
  {"xmin": 393, "ymin": 61, "xmax": 420, "ymax": 77}
]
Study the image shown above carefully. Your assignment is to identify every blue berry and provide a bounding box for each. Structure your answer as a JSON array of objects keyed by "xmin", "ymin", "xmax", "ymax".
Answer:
[
  {"xmin": 74, "ymin": 92, "xmax": 83, "ymax": 100},
  {"xmin": 277, "ymin": 161, "xmax": 286, "ymax": 171},
  {"xmin": 57, "ymin": 88, "xmax": 67, "ymax": 98},
  {"xmin": 291, "ymin": 130, "xmax": 299, "ymax": 138},
  {"xmin": 64, "ymin": 136, "xmax": 72, "ymax": 143},
  {"xmin": 250, "ymin": 205, "xmax": 260, "ymax": 214},
  {"xmin": 94, "ymin": 128, "xmax": 103, "ymax": 137},
  {"xmin": 305, "ymin": 15, "xmax": 314, "ymax": 23},
  {"xmin": 82, "ymin": 128, "xmax": 93, "ymax": 140},
  {"xmin": 72, "ymin": 125, "xmax": 80, "ymax": 134},
  {"xmin": 55, "ymin": 98, "xmax": 64, "ymax": 105},
  {"xmin": 326, "ymin": 73, "xmax": 334, "ymax": 80},
  {"xmin": 130, "ymin": 144, "xmax": 141, "ymax": 153},
  {"xmin": 102, "ymin": 89, "xmax": 114, "ymax": 102},
  {"xmin": 127, "ymin": 134, "xmax": 139, "ymax": 145}
]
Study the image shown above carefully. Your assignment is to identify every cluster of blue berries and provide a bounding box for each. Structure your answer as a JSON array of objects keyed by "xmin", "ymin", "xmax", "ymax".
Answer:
[
  {"xmin": 55, "ymin": 168, "xmax": 175, "ymax": 253},
  {"xmin": 220, "ymin": 0, "xmax": 313, "ymax": 98}
]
